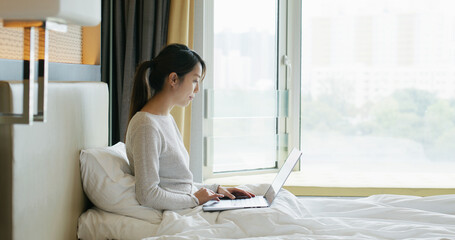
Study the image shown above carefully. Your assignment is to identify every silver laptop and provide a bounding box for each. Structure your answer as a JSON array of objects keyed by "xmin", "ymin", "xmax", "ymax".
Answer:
[{"xmin": 202, "ymin": 148, "xmax": 302, "ymax": 212}]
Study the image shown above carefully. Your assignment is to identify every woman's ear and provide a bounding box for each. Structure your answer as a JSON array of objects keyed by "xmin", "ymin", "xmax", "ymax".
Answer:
[{"xmin": 168, "ymin": 72, "xmax": 179, "ymax": 87}]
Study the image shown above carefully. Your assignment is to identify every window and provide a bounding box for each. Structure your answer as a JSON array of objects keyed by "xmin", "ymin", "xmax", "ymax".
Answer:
[
  {"xmin": 208, "ymin": 0, "xmax": 279, "ymax": 173},
  {"xmin": 194, "ymin": 0, "xmax": 455, "ymax": 193},
  {"xmin": 193, "ymin": 0, "xmax": 296, "ymax": 178},
  {"xmin": 300, "ymin": 0, "xmax": 455, "ymax": 189}
]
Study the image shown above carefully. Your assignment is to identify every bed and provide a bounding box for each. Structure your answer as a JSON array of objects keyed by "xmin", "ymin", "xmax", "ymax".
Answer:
[
  {"xmin": 1, "ymin": 80, "xmax": 455, "ymax": 240},
  {"xmin": 81, "ymin": 193, "xmax": 455, "ymax": 239},
  {"xmin": 78, "ymin": 183, "xmax": 455, "ymax": 239},
  {"xmin": 77, "ymin": 137, "xmax": 455, "ymax": 239}
]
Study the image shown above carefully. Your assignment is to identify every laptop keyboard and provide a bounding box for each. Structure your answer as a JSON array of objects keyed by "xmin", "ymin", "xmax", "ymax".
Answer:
[{"xmin": 230, "ymin": 196, "xmax": 266, "ymax": 207}]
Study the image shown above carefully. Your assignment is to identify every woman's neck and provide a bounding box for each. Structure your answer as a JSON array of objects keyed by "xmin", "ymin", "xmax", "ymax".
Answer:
[{"xmin": 141, "ymin": 92, "xmax": 174, "ymax": 116}]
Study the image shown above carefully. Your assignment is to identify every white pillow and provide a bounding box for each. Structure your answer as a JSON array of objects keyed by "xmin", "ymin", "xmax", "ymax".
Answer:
[
  {"xmin": 80, "ymin": 142, "xmax": 162, "ymax": 224},
  {"xmin": 78, "ymin": 207, "xmax": 158, "ymax": 240}
]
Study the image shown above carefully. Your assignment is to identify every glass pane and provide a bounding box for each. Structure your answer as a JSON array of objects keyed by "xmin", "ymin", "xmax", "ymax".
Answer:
[
  {"xmin": 210, "ymin": 118, "xmax": 277, "ymax": 137},
  {"xmin": 213, "ymin": 0, "xmax": 277, "ymax": 91},
  {"xmin": 207, "ymin": 134, "xmax": 285, "ymax": 172},
  {"xmin": 301, "ymin": 0, "xmax": 455, "ymax": 187},
  {"xmin": 206, "ymin": 89, "xmax": 288, "ymax": 118},
  {"xmin": 209, "ymin": 0, "xmax": 278, "ymax": 172}
]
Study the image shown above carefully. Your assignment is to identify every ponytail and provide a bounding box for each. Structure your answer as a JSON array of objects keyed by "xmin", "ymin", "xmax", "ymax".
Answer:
[{"xmin": 128, "ymin": 60, "xmax": 154, "ymax": 122}]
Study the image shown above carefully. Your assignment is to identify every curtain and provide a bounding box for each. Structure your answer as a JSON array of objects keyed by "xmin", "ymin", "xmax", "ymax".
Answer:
[
  {"xmin": 167, "ymin": 0, "xmax": 195, "ymax": 152},
  {"xmin": 101, "ymin": 0, "xmax": 170, "ymax": 144}
]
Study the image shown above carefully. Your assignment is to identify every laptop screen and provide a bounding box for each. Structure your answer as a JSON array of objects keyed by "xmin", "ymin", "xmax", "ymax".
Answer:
[{"xmin": 264, "ymin": 149, "xmax": 302, "ymax": 205}]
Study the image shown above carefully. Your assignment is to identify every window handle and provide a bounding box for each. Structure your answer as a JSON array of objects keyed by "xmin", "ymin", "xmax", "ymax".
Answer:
[
  {"xmin": 282, "ymin": 55, "xmax": 291, "ymax": 68},
  {"xmin": 282, "ymin": 55, "xmax": 292, "ymax": 90}
]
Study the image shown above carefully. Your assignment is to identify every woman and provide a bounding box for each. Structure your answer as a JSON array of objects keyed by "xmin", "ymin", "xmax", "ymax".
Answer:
[{"xmin": 125, "ymin": 44, "xmax": 254, "ymax": 210}]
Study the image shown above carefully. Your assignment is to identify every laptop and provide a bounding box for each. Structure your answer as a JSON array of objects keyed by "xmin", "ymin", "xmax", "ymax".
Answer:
[{"xmin": 202, "ymin": 148, "xmax": 302, "ymax": 212}]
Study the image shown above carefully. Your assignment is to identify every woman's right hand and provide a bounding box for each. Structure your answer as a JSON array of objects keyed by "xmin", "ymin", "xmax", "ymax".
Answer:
[{"xmin": 194, "ymin": 187, "xmax": 224, "ymax": 205}]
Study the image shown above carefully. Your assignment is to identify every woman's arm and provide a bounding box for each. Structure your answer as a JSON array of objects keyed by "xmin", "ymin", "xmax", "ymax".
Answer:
[{"xmin": 193, "ymin": 182, "xmax": 219, "ymax": 193}]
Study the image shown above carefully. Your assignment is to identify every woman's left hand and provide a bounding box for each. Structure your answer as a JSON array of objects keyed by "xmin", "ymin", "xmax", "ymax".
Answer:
[{"xmin": 217, "ymin": 186, "xmax": 256, "ymax": 199}]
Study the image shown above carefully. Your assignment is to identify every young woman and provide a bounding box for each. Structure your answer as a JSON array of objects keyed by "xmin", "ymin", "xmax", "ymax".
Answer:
[{"xmin": 125, "ymin": 44, "xmax": 254, "ymax": 210}]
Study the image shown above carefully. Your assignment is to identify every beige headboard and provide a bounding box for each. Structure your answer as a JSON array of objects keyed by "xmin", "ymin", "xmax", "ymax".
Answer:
[{"xmin": 0, "ymin": 81, "xmax": 108, "ymax": 240}]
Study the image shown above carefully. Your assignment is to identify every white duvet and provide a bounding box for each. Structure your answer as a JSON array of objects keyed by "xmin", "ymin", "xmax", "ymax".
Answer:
[{"xmin": 78, "ymin": 184, "xmax": 455, "ymax": 240}]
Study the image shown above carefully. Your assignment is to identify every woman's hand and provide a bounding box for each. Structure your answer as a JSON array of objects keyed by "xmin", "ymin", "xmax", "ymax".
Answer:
[
  {"xmin": 194, "ymin": 187, "xmax": 224, "ymax": 205},
  {"xmin": 217, "ymin": 186, "xmax": 256, "ymax": 199}
]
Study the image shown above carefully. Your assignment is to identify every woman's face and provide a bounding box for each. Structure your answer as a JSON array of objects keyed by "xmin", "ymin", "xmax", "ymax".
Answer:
[{"xmin": 175, "ymin": 63, "xmax": 202, "ymax": 107}]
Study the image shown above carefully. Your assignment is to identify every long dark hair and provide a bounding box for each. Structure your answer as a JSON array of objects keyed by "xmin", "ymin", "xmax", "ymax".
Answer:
[{"xmin": 128, "ymin": 43, "xmax": 206, "ymax": 122}]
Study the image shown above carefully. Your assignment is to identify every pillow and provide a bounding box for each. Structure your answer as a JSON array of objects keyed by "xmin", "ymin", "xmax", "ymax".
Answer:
[
  {"xmin": 78, "ymin": 207, "xmax": 158, "ymax": 240},
  {"xmin": 80, "ymin": 142, "xmax": 162, "ymax": 224}
]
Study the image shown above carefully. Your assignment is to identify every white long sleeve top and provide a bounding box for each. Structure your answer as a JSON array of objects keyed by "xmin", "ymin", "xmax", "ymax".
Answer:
[{"xmin": 125, "ymin": 112, "xmax": 218, "ymax": 210}]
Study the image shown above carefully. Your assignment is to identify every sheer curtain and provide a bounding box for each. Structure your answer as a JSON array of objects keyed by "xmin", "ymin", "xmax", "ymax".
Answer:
[{"xmin": 101, "ymin": 0, "xmax": 170, "ymax": 144}]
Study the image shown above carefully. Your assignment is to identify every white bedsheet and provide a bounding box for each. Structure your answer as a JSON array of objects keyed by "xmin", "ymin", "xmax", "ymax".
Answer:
[{"xmin": 78, "ymin": 184, "xmax": 455, "ymax": 240}]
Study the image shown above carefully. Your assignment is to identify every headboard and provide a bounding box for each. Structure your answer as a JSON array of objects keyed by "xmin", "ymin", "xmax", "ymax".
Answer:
[{"xmin": 0, "ymin": 81, "xmax": 108, "ymax": 240}]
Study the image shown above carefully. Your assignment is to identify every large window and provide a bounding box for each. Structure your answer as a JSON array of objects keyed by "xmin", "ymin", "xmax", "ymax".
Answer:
[
  {"xmin": 195, "ymin": 0, "xmax": 455, "ymax": 192},
  {"xmin": 300, "ymin": 0, "xmax": 455, "ymax": 188},
  {"xmin": 200, "ymin": 0, "xmax": 293, "ymax": 177}
]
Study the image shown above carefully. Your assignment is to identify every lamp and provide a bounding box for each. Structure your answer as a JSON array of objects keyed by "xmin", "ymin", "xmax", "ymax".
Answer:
[{"xmin": 0, "ymin": 0, "xmax": 100, "ymax": 124}]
